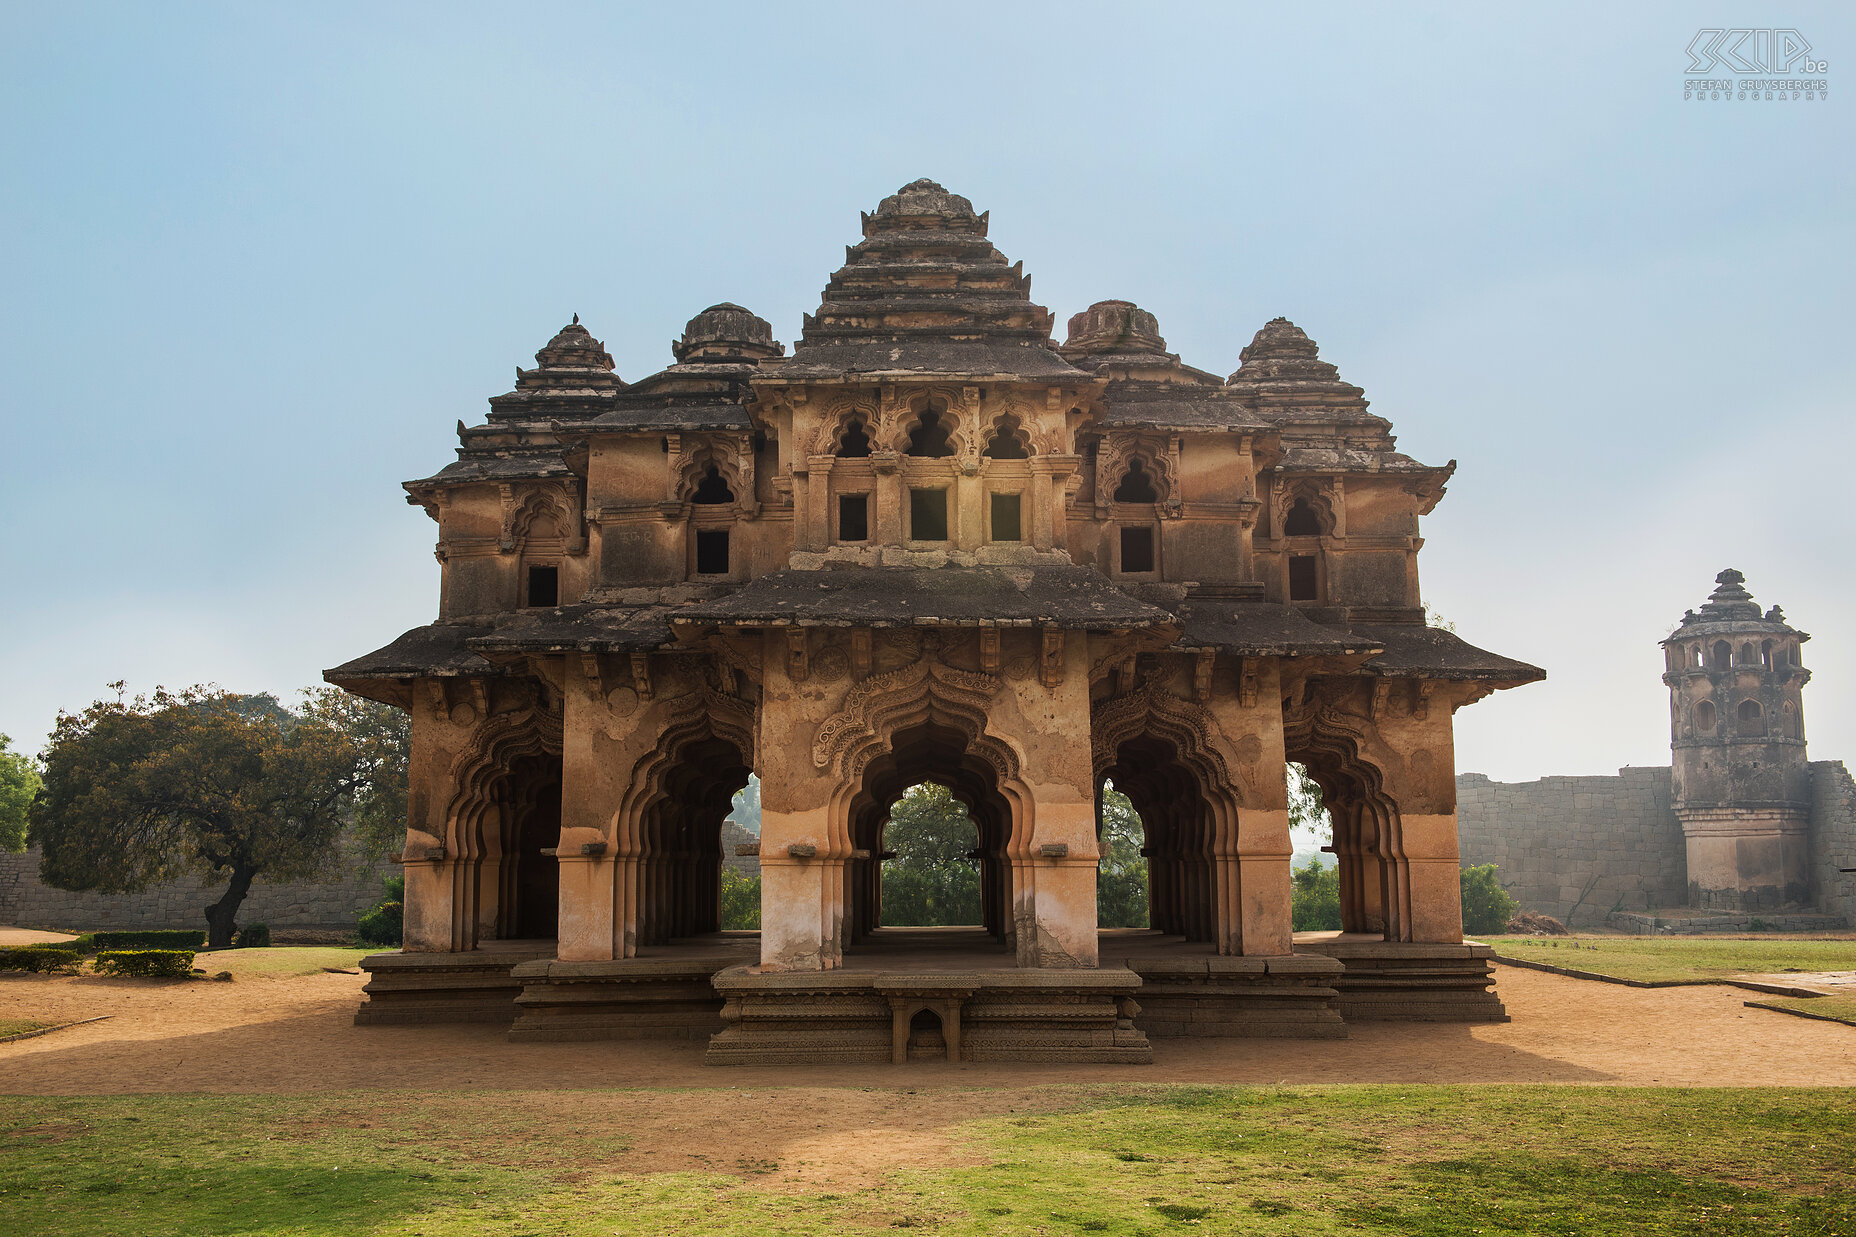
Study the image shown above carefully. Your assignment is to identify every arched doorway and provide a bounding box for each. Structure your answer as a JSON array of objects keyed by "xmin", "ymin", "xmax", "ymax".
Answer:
[
  {"xmin": 503, "ymin": 753, "xmax": 562, "ymax": 940},
  {"xmin": 844, "ymin": 721, "xmax": 1012, "ymax": 949}
]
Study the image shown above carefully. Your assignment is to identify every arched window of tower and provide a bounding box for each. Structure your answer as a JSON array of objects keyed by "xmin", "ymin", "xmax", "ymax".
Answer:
[
  {"xmin": 1113, "ymin": 458, "xmax": 1159, "ymax": 503},
  {"xmin": 904, "ymin": 410, "xmax": 955, "ymax": 458},
  {"xmin": 1711, "ymin": 640, "xmax": 1732, "ymax": 669},
  {"xmin": 1284, "ymin": 497, "xmax": 1322, "ymax": 537},
  {"xmin": 692, "ymin": 464, "xmax": 734, "ymax": 504},
  {"xmin": 838, "ymin": 419, "xmax": 872, "ymax": 458},
  {"xmin": 1736, "ymin": 699, "xmax": 1765, "ymax": 737},
  {"xmin": 982, "ymin": 414, "xmax": 1031, "ymax": 459},
  {"xmin": 1694, "ymin": 699, "xmax": 1716, "ymax": 732}
]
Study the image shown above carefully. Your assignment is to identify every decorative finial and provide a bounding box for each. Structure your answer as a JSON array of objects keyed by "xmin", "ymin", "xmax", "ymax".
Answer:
[{"xmin": 572, "ymin": 312, "xmax": 579, "ymax": 325}]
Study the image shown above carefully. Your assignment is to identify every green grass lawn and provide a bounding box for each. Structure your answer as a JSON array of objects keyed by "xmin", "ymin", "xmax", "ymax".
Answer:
[
  {"xmin": 1, "ymin": 1087, "xmax": 1850, "ymax": 1236},
  {"xmin": 1749, "ymin": 995, "xmax": 1856, "ymax": 1026},
  {"xmin": 194, "ymin": 947, "xmax": 376, "ymax": 980},
  {"xmin": 1484, "ymin": 935, "xmax": 1856, "ymax": 985},
  {"xmin": 0, "ymin": 1020, "xmax": 49, "ymax": 1039}
]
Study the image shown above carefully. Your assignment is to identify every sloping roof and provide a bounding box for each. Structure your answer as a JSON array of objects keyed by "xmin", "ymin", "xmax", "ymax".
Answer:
[
  {"xmin": 1353, "ymin": 624, "xmax": 1545, "ymax": 682},
  {"xmin": 679, "ymin": 565, "xmax": 1174, "ymax": 630},
  {"xmin": 1174, "ymin": 601, "xmax": 1380, "ymax": 657},
  {"xmin": 324, "ymin": 623, "xmax": 501, "ymax": 680},
  {"xmin": 466, "ymin": 605, "xmax": 679, "ymax": 655}
]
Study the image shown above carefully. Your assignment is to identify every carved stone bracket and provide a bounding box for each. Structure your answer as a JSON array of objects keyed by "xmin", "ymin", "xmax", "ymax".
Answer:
[
  {"xmin": 788, "ymin": 628, "xmax": 810, "ymax": 682},
  {"xmin": 630, "ymin": 653, "xmax": 653, "ymax": 701},
  {"xmin": 579, "ymin": 651, "xmax": 603, "ymax": 695},
  {"xmin": 1369, "ymin": 679, "xmax": 1392, "ymax": 721},
  {"xmin": 851, "ymin": 628, "xmax": 872, "ymax": 678},
  {"xmin": 1240, "ymin": 657, "xmax": 1259, "ymax": 708},
  {"xmin": 1194, "ymin": 649, "xmax": 1215, "ymax": 702},
  {"xmin": 1040, "ymin": 627, "xmax": 1065, "ymax": 688},
  {"xmin": 1413, "ymin": 680, "xmax": 1435, "ymax": 721},
  {"xmin": 980, "ymin": 627, "xmax": 1001, "ymax": 675}
]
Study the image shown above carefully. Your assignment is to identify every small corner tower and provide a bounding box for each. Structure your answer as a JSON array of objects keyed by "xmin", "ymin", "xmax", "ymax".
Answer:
[{"xmin": 1661, "ymin": 569, "xmax": 1812, "ymax": 910}]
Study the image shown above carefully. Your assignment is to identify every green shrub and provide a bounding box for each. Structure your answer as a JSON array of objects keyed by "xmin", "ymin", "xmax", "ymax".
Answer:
[
  {"xmin": 0, "ymin": 947, "xmax": 84, "ymax": 973},
  {"xmin": 236, "ymin": 923, "xmax": 271, "ymax": 949},
  {"xmin": 84, "ymin": 930, "xmax": 205, "ymax": 951},
  {"xmin": 357, "ymin": 900, "xmax": 403, "ymax": 946},
  {"xmin": 1460, "ymin": 863, "xmax": 1519, "ymax": 935},
  {"xmin": 718, "ymin": 870, "xmax": 760, "ymax": 930},
  {"xmin": 1291, "ymin": 856, "xmax": 1342, "ymax": 931},
  {"xmin": 94, "ymin": 949, "xmax": 196, "ymax": 978}
]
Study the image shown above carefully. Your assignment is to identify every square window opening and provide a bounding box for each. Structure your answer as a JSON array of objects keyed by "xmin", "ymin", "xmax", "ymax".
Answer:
[
  {"xmin": 1288, "ymin": 554, "xmax": 1318, "ymax": 601},
  {"xmin": 696, "ymin": 530, "xmax": 731, "ymax": 575},
  {"xmin": 991, "ymin": 493, "xmax": 1022, "ymax": 542},
  {"xmin": 526, "ymin": 565, "xmax": 559, "ymax": 608},
  {"xmin": 839, "ymin": 493, "xmax": 869, "ymax": 542},
  {"xmin": 910, "ymin": 488, "xmax": 948, "ymax": 541},
  {"xmin": 1120, "ymin": 526, "xmax": 1155, "ymax": 573}
]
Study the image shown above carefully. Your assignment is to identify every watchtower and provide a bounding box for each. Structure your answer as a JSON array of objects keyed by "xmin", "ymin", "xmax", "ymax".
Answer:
[{"xmin": 1661, "ymin": 569, "xmax": 1812, "ymax": 910}]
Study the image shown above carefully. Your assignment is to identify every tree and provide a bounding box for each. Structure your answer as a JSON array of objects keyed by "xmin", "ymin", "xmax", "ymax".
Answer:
[
  {"xmin": 1287, "ymin": 761, "xmax": 1331, "ymax": 847},
  {"xmin": 0, "ymin": 734, "xmax": 40, "ymax": 853},
  {"xmin": 1291, "ymin": 855, "xmax": 1342, "ymax": 930},
  {"xmin": 879, "ymin": 783, "xmax": 982, "ymax": 926},
  {"xmin": 29, "ymin": 684, "xmax": 398, "ymax": 947},
  {"xmin": 295, "ymin": 686, "xmax": 409, "ymax": 860},
  {"xmin": 718, "ymin": 868, "xmax": 761, "ymax": 930},
  {"xmin": 1459, "ymin": 863, "xmax": 1519, "ymax": 935},
  {"xmin": 1097, "ymin": 783, "xmax": 1149, "ymax": 929}
]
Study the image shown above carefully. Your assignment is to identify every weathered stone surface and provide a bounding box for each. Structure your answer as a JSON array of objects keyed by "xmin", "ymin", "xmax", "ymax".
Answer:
[{"xmin": 325, "ymin": 179, "xmax": 1544, "ymax": 1053}]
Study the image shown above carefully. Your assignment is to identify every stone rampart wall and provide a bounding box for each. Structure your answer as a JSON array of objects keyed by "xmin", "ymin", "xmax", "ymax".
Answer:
[
  {"xmin": 1455, "ymin": 767, "xmax": 1688, "ymax": 926},
  {"xmin": 1457, "ymin": 761, "xmax": 1855, "ymax": 926},
  {"xmin": 1808, "ymin": 760, "xmax": 1856, "ymax": 919},
  {"xmin": 0, "ymin": 846, "xmax": 397, "ymax": 931}
]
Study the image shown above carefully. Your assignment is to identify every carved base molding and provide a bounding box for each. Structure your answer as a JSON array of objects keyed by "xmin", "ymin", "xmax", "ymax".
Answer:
[
  {"xmin": 508, "ymin": 946, "xmax": 758, "ymax": 1042},
  {"xmin": 353, "ymin": 947, "xmax": 555, "ymax": 1026},
  {"xmin": 705, "ymin": 966, "xmax": 1153, "ymax": 1065},
  {"xmin": 1293, "ymin": 936, "xmax": 1510, "ymax": 1023}
]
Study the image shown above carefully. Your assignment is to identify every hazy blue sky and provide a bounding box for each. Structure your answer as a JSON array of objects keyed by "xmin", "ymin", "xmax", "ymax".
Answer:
[{"xmin": 2, "ymin": 3, "xmax": 1850, "ymax": 782}]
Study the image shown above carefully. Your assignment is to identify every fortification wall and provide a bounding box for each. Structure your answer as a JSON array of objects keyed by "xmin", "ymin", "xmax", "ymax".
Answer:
[
  {"xmin": 1808, "ymin": 760, "xmax": 1856, "ymax": 919},
  {"xmin": 0, "ymin": 847, "xmax": 397, "ymax": 932},
  {"xmin": 1455, "ymin": 767, "xmax": 1688, "ymax": 926}
]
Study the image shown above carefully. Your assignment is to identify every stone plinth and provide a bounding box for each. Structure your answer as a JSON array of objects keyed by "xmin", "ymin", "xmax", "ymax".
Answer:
[
  {"xmin": 1120, "ymin": 949, "xmax": 1347, "ymax": 1039},
  {"xmin": 704, "ymin": 965, "xmax": 1153, "ymax": 1065},
  {"xmin": 354, "ymin": 945, "xmax": 555, "ymax": 1025},
  {"xmin": 1294, "ymin": 934, "xmax": 1509, "ymax": 1022},
  {"xmin": 508, "ymin": 943, "xmax": 757, "ymax": 1042}
]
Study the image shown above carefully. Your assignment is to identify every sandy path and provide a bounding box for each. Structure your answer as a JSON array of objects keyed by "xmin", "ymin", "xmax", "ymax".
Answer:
[
  {"xmin": 0, "ymin": 928, "xmax": 77, "ymax": 947},
  {"xmin": 3, "ymin": 961, "xmax": 1851, "ymax": 1097}
]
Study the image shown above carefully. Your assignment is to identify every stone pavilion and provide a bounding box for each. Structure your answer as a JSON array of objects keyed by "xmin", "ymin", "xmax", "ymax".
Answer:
[{"xmin": 328, "ymin": 179, "xmax": 1543, "ymax": 1062}]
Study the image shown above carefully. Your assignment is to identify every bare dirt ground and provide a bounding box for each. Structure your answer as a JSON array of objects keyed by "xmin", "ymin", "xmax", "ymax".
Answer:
[
  {"xmin": 0, "ymin": 928, "xmax": 77, "ymax": 947},
  {"xmin": 3, "ymin": 962, "xmax": 1851, "ymax": 1098},
  {"xmin": 5, "ymin": 962, "xmax": 1853, "ymax": 1188}
]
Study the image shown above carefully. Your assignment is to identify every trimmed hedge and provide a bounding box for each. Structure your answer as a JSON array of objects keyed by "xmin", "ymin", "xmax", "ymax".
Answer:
[
  {"xmin": 236, "ymin": 923, "xmax": 271, "ymax": 949},
  {"xmin": 94, "ymin": 949, "xmax": 196, "ymax": 978},
  {"xmin": 0, "ymin": 947, "xmax": 84, "ymax": 973},
  {"xmin": 71, "ymin": 930, "xmax": 205, "ymax": 953}
]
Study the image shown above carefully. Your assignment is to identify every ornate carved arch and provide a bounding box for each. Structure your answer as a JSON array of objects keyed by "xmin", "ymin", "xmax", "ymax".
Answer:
[
  {"xmin": 812, "ymin": 660, "xmax": 1015, "ymax": 785},
  {"xmin": 1275, "ymin": 478, "xmax": 1337, "ymax": 538},
  {"xmin": 886, "ymin": 386, "xmax": 976, "ymax": 463},
  {"xmin": 808, "ymin": 393, "xmax": 882, "ymax": 457},
  {"xmin": 672, "ymin": 436, "xmax": 751, "ymax": 508},
  {"xmin": 500, "ymin": 481, "xmax": 583, "ymax": 553},
  {"xmin": 610, "ymin": 685, "xmax": 757, "ymax": 856},
  {"xmin": 1095, "ymin": 433, "xmax": 1181, "ymax": 516},
  {"xmin": 442, "ymin": 705, "xmax": 565, "ymax": 861},
  {"xmin": 1090, "ymin": 681, "xmax": 1236, "ymax": 789}
]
